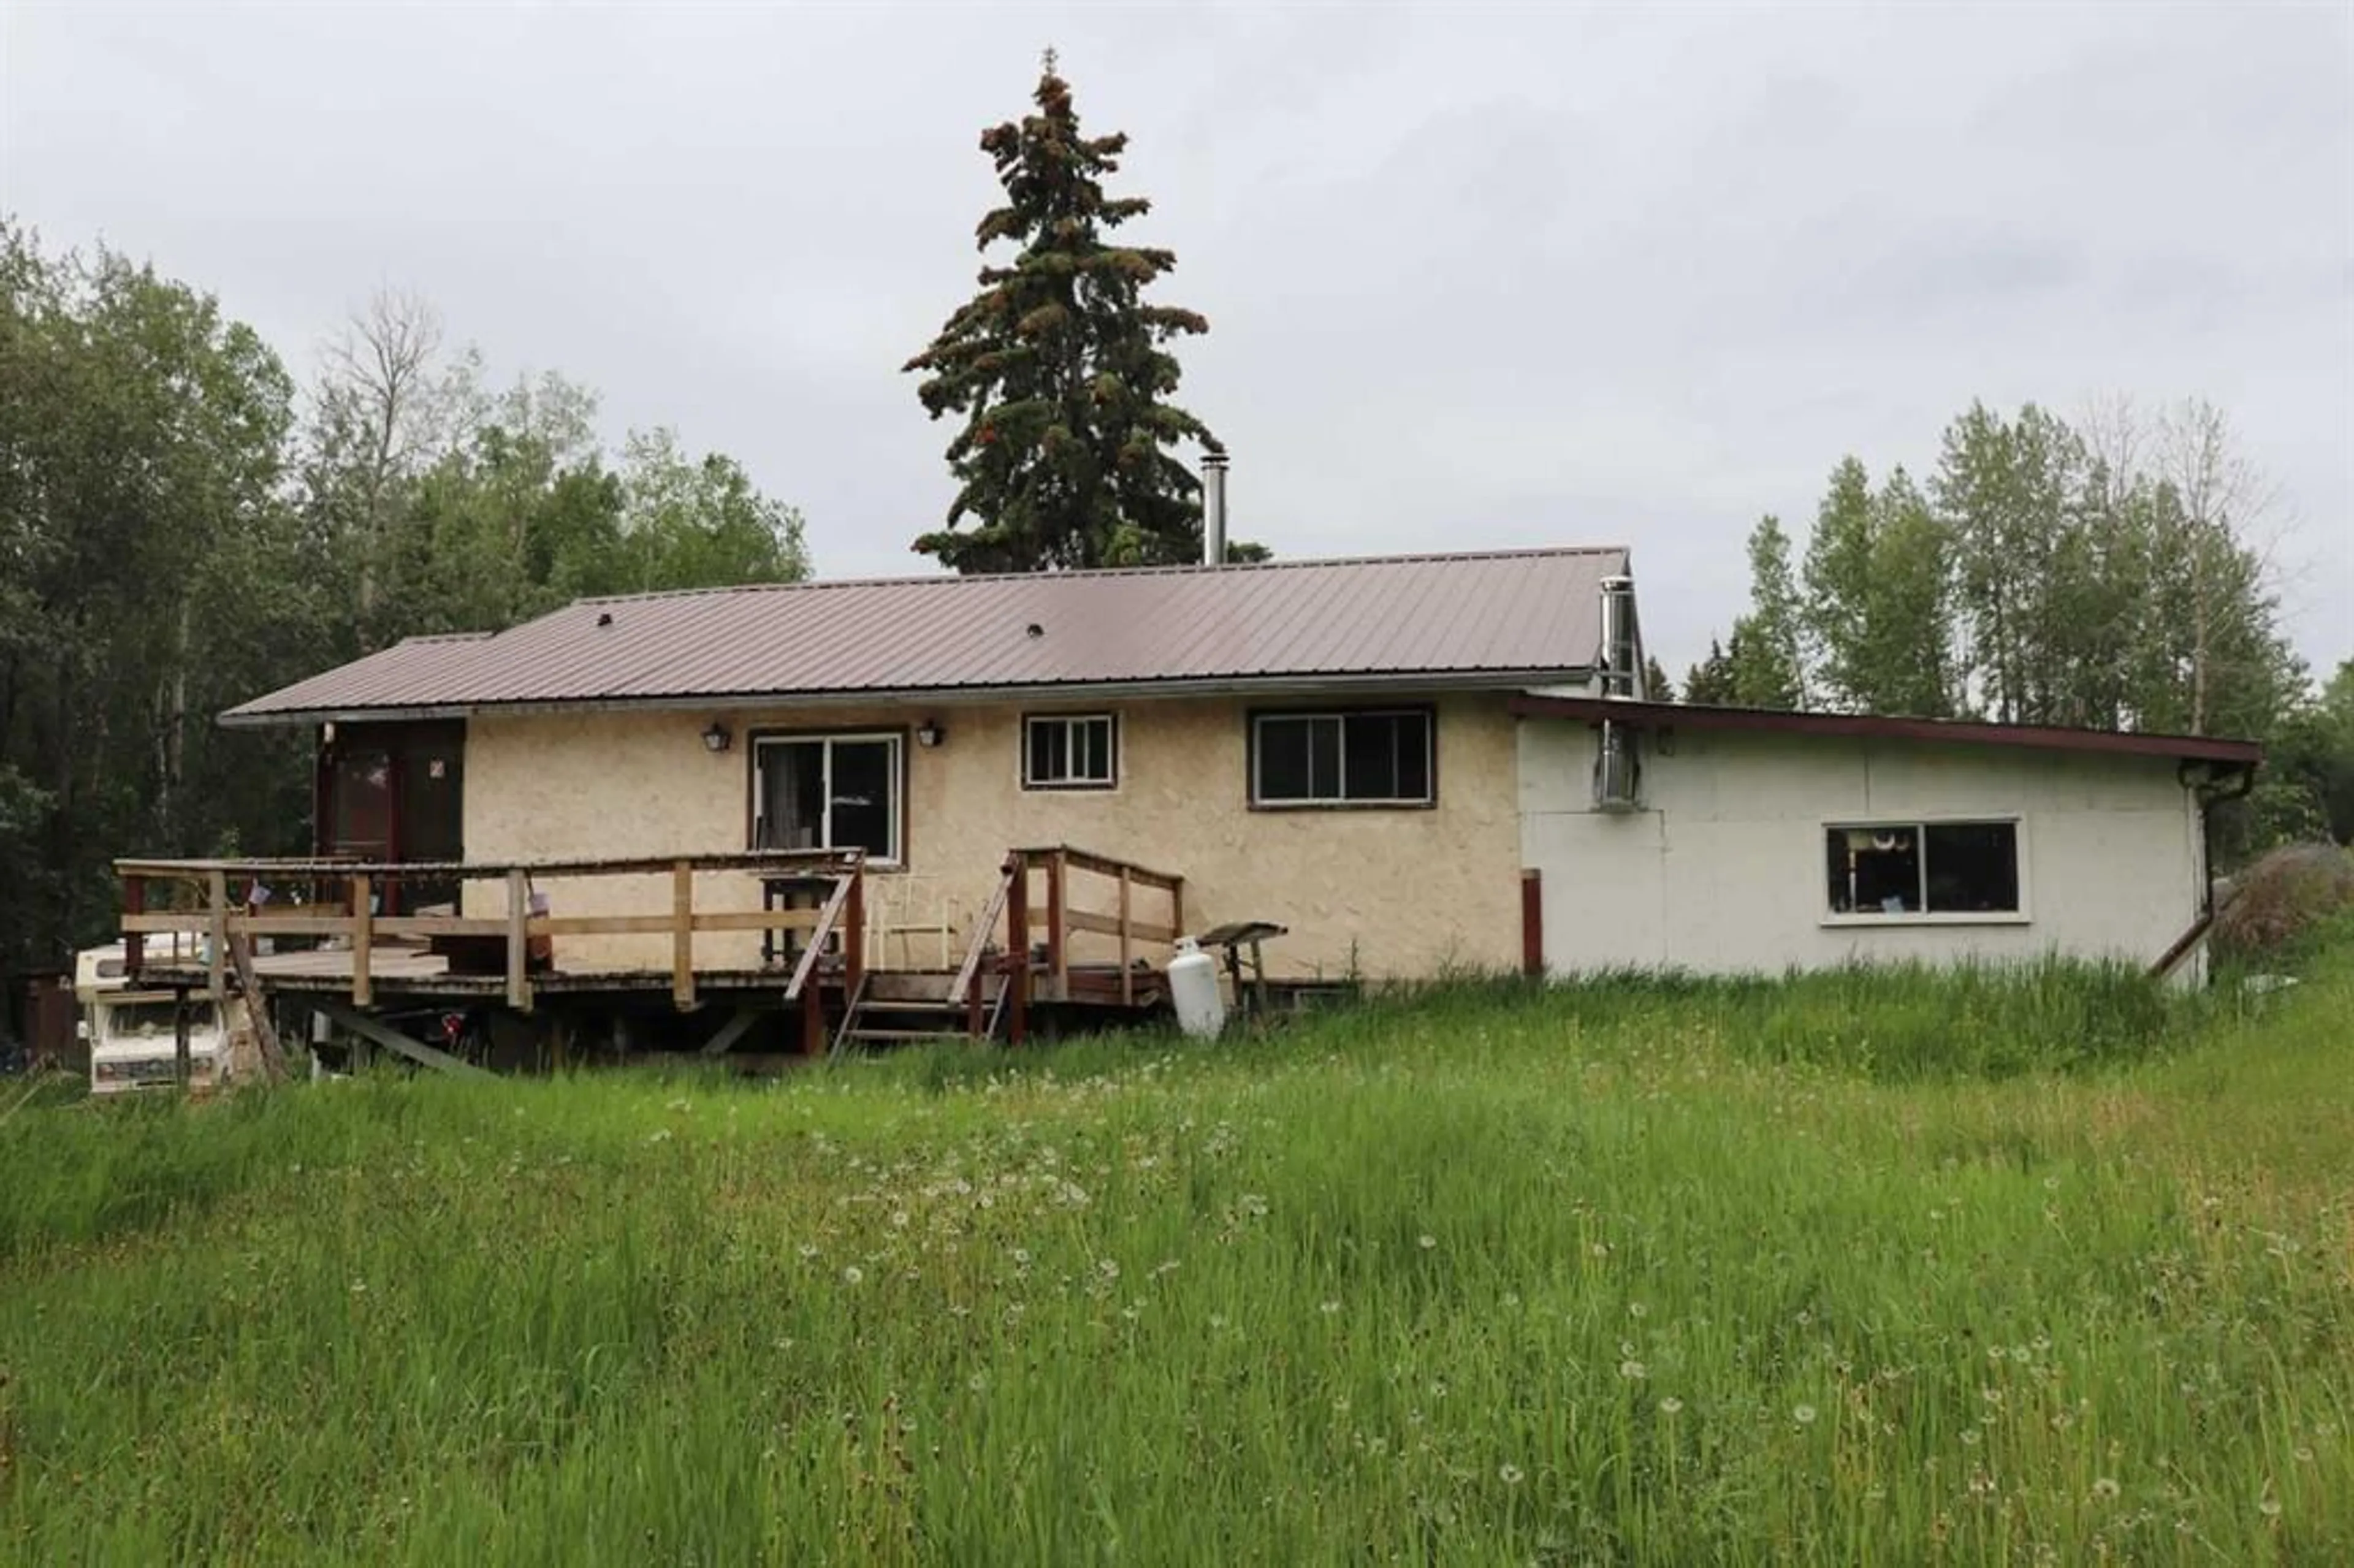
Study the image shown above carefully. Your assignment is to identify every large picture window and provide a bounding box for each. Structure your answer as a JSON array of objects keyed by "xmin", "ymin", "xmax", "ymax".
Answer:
[
  {"xmin": 1024, "ymin": 714, "xmax": 1117, "ymax": 790},
  {"xmin": 1251, "ymin": 710, "xmax": 1434, "ymax": 807},
  {"xmin": 754, "ymin": 733, "xmax": 902, "ymax": 863},
  {"xmin": 1826, "ymin": 820, "xmax": 2021, "ymax": 918}
]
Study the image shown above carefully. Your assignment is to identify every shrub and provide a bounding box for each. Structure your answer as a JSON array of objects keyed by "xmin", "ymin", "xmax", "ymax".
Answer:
[{"xmin": 2213, "ymin": 842, "xmax": 2354, "ymax": 962}]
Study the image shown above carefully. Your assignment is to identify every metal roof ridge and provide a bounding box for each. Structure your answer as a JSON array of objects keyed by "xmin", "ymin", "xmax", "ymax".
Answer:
[{"xmin": 569, "ymin": 544, "xmax": 1634, "ymax": 608}]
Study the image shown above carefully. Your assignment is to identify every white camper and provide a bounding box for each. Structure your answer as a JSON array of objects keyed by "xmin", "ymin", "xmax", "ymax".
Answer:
[{"xmin": 74, "ymin": 943, "xmax": 240, "ymax": 1094}]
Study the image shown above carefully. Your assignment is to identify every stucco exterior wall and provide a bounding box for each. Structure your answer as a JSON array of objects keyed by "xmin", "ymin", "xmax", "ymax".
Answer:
[
  {"xmin": 462, "ymin": 694, "xmax": 1524, "ymax": 980},
  {"xmin": 1517, "ymin": 721, "xmax": 2204, "ymax": 975}
]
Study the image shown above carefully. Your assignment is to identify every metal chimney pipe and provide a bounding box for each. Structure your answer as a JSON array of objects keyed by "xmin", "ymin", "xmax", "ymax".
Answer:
[
  {"xmin": 1202, "ymin": 450, "xmax": 1229, "ymax": 568},
  {"xmin": 1598, "ymin": 574, "xmax": 1636, "ymax": 697}
]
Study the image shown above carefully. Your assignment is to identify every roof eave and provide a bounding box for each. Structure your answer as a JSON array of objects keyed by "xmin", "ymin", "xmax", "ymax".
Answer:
[
  {"xmin": 1505, "ymin": 695, "xmax": 2264, "ymax": 766},
  {"xmin": 220, "ymin": 667, "xmax": 1602, "ymax": 729}
]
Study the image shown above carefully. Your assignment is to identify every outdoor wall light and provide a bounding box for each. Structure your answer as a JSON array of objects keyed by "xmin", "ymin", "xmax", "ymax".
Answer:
[
  {"xmin": 916, "ymin": 719, "xmax": 945, "ymax": 749},
  {"xmin": 702, "ymin": 721, "xmax": 733, "ymax": 754}
]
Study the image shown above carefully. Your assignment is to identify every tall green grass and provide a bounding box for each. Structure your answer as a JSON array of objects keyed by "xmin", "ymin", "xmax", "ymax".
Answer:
[{"xmin": 2, "ymin": 953, "xmax": 2347, "ymax": 1564}]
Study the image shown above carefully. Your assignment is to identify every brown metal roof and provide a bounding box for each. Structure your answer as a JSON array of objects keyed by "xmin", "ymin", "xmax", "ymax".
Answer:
[
  {"xmin": 224, "ymin": 548, "xmax": 1631, "ymax": 724},
  {"xmin": 1507, "ymin": 694, "xmax": 2264, "ymax": 765}
]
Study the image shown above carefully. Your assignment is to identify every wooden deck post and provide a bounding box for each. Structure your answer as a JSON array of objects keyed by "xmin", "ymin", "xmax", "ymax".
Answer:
[
  {"xmin": 1118, "ymin": 866, "xmax": 1134, "ymax": 1007},
  {"xmin": 1005, "ymin": 858, "xmax": 1029, "ymax": 1046},
  {"xmin": 844, "ymin": 865, "xmax": 866, "ymax": 998},
  {"xmin": 173, "ymin": 986, "xmax": 193, "ymax": 1090},
  {"xmin": 671, "ymin": 861, "xmax": 695, "ymax": 1011},
  {"xmin": 205, "ymin": 869, "xmax": 229, "ymax": 1002},
  {"xmin": 1048, "ymin": 848, "xmax": 1068, "ymax": 999},
  {"xmin": 799, "ymin": 975, "xmax": 824, "ymax": 1056},
  {"xmin": 508, "ymin": 869, "xmax": 535, "ymax": 1012},
  {"xmin": 123, "ymin": 875, "xmax": 145, "ymax": 975},
  {"xmin": 1170, "ymin": 877, "xmax": 1185, "ymax": 947},
  {"xmin": 350, "ymin": 873, "xmax": 373, "ymax": 1008}
]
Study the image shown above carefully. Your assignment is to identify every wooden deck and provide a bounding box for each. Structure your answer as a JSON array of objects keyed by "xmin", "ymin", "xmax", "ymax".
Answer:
[{"xmin": 116, "ymin": 844, "xmax": 1189, "ymax": 1061}]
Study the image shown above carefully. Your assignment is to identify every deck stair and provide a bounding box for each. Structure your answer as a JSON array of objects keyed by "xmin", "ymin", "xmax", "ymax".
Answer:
[{"xmin": 833, "ymin": 969, "xmax": 1006, "ymax": 1052}]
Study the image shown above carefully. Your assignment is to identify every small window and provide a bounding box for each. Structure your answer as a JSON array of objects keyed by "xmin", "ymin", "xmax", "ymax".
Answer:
[
  {"xmin": 754, "ymin": 733, "xmax": 902, "ymax": 863},
  {"xmin": 1252, "ymin": 710, "xmax": 1434, "ymax": 807},
  {"xmin": 1024, "ymin": 714, "xmax": 1117, "ymax": 790},
  {"xmin": 1826, "ymin": 821, "xmax": 2021, "ymax": 917}
]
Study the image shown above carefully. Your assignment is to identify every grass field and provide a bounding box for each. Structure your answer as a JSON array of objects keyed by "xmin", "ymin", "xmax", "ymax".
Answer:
[{"xmin": 2, "ymin": 940, "xmax": 2349, "ymax": 1565}]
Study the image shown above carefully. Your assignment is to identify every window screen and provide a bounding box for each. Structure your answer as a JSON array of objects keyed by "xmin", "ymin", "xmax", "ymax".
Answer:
[{"xmin": 1252, "ymin": 711, "xmax": 1433, "ymax": 806}]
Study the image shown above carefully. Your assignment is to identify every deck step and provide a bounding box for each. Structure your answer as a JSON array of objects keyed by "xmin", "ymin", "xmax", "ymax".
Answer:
[{"xmin": 844, "ymin": 1027, "xmax": 981, "ymax": 1044}]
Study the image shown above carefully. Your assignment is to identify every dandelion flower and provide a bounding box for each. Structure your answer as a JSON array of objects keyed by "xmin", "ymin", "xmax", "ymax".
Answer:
[
  {"xmin": 842, "ymin": 1265, "xmax": 865, "ymax": 1285},
  {"xmin": 1793, "ymin": 1404, "xmax": 1819, "ymax": 1426},
  {"xmin": 1320, "ymin": 1300, "xmax": 1341, "ymax": 1315},
  {"xmin": 1619, "ymin": 1360, "xmax": 1648, "ymax": 1382},
  {"xmin": 1011, "ymin": 1248, "xmax": 1031, "ymax": 1266},
  {"xmin": 1627, "ymin": 1301, "xmax": 1648, "ymax": 1319},
  {"xmin": 2259, "ymin": 1496, "xmax": 2283, "ymax": 1519},
  {"xmin": 2092, "ymin": 1477, "xmax": 2122, "ymax": 1501},
  {"xmin": 1499, "ymin": 1463, "xmax": 1525, "ymax": 1485},
  {"xmin": 1959, "ymin": 1428, "xmax": 1981, "ymax": 1447},
  {"xmin": 1658, "ymin": 1397, "xmax": 1684, "ymax": 1416},
  {"xmin": 798, "ymin": 1244, "xmax": 819, "ymax": 1260},
  {"xmin": 1419, "ymin": 1234, "xmax": 1438, "ymax": 1250}
]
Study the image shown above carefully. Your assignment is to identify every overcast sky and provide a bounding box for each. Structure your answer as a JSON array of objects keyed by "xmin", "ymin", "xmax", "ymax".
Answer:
[{"xmin": 6, "ymin": 2, "xmax": 2349, "ymax": 678}]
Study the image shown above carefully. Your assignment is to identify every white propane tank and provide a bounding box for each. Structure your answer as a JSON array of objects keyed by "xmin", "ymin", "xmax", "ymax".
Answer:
[{"xmin": 1167, "ymin": 938, "xmax": 1227, "ymax": 1039}]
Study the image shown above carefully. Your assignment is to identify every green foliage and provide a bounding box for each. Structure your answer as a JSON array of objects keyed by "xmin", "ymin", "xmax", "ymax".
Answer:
[
  {"xmin": 0, "ymin": 223, "xmax": 809, "ymax": 976},
  {"xmin": 3, "ymin": 957, "xmax": 2350, "ymax": 1561},
  {"xmin": 905, "ymin": 62, "xmax": 1238, "ymax": 571},
  {"xmin": 1723, "ymin": 516, "xmax": 1805, "ymax": 708},
  {"xmin": 1640, "ymin": 655, "xmax": 1674, "ymax": 703},
  {"xmin": 1803, "ymin": 459, "xmax": 1956, "ymax": 716},
  {"xmin": 1680, "ymin": 637, "xmax": 1735, "ymax": 704}
]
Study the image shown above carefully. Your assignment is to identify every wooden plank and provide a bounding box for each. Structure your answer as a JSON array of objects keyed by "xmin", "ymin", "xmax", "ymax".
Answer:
[
  {"xmin": 1051, "ymin": 908, "xmax": 1178, "ymax": 943},
  {"xmin": 799, "ymin": 976, "xmax": 824, "ymax": 1056},
  {"xmin": 1119, "ymin": 867, "xmax": 1133, "ymax": 1007},
  {"xmin": 1170, "ymin": 878, "xmax": 1184, "ymax": 948},
  {"xmin": 173, "ymin": 988, "xmax": 193, "ymax": 1090},
  {"xmin": 1005, "ymin": 864, "xmax": 1029, "ymax": 1047},
  {"xmin": 227, "ymin": 932, "xmax": 289, "ymax": 1083},
  {"xmin": 311, "ymin": 999, "xmax": 494, "ymax": 1078},
  {"xmin": 2147, "ymin": 911, "xmax": 2215, "ymax": 981},
  {"xmin": 205, "ymin": 869, "xmax": 228, "ymax": 1002},
  {"xmin": 698, "ymin": 1008, "xmax": 763, "ymax": 1057},
  {"xmin": 783, "ymin": 871, "xmax": 856, "ymax": 1002},
  {"xmin": 1521, "ymin": 868, "xmax": 1544, "ymax": 979},
  {"xmin": 114, "ymin": 848, "xmax": 872, "ymax": 881},
  {"xmin": 1021, "ymin": 845, "xmax": 1185, "ymax": 891},
  {"xmin": 672, "ymin": 861, "xmax": 695, "ymax": 1011},
  {"xmin": 123, "ymin": 874, "xmax": 146, "ymax": 973},
  {"xmin": 844, "ymin": 867, "xmax": 866, "ymax": 998},
  {"xmin": 507, "ymin": 869, "xmax": 533, "ymax": 1013},
  {"xmin": 350, "ymin": 874, "xmax": 373, "ymax": 1008},
  {"xmin": 1048, "ymin": 850, "xmax": 1070, "ymax": 997}
]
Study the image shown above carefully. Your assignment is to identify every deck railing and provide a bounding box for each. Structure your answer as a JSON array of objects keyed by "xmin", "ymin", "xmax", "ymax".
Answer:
[
  {"xmin": 116, "ymin": 851, "xmax": 866, "ymax": 1013},
  {"xmin": 986, "ymin": 845, "xmax": 1185, "ymax": 1043}
]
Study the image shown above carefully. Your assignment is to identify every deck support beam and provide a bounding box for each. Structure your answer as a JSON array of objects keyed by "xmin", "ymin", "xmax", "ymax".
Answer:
[{"xmin": 312, "ymin": 999, "xmax": 493, "ymax": 1078}]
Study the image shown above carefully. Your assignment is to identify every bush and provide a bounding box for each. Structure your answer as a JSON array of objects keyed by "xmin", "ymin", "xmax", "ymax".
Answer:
[{"xmin": 2213, "ymin": 843, "xmax": 2354, "ymax": 962}]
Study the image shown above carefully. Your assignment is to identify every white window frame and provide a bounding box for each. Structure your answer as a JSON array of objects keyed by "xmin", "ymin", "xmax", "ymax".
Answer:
[
  {"xmin": 1021, "ymin": 713, "xmax": 1119, "ymax": 791},
  {"xmin": 1249, "ymin": 709, "xmax": 1436, "ymax": 809},
  {"xmin": 752, "ymin": 731, "xmax": 904, "ymax": 867},
  {"xmin": 1819, "ymin": 815, "xmax": 2032, "ymax": 927}
]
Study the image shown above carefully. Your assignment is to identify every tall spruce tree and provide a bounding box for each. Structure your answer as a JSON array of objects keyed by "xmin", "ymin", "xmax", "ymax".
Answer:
[{"xmin": 905, "ymin": 56, "xmax": 1230, "ymax": 572}]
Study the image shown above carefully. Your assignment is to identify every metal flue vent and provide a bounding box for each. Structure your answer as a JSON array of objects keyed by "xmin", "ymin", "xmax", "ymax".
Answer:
[
  {"xmin": 1591, "ymin": 573, "xmax": 1642, "ymax": 810},
  {"xmin": 1593, "ymin": 719, "xmax": 1640, "ymax": 811}
]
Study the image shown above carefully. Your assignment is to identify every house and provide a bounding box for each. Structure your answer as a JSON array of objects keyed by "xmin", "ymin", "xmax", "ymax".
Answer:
[{"xmin": 215, "ymin": 546, "xmax": 2260, "ymax": 992}]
